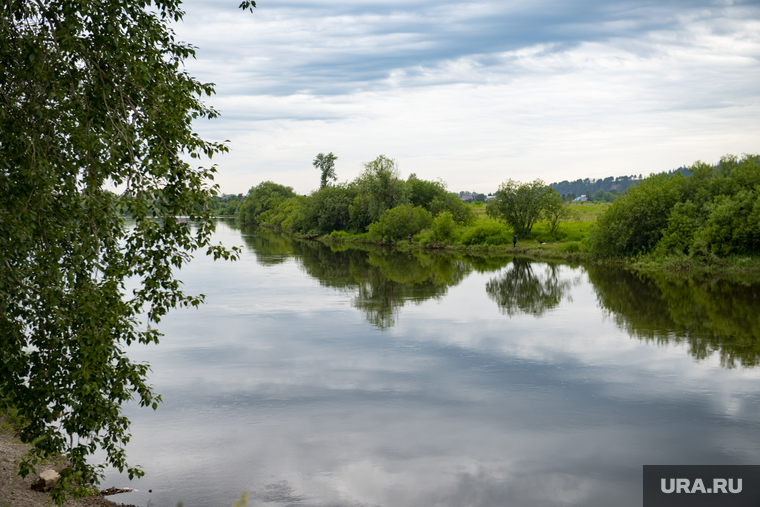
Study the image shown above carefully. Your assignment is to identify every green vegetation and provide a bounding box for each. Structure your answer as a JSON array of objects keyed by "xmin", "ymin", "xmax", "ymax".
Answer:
[
  {"xmin": 0, "ymin": 0, "xmax": 241, "ymax": 502},
  {"xmin": 238, "ymin": 181, "xmax": 298, "ymax": 225},
  {"xmin": 313, "ymin": 152, "xmax": 338, "ymax": 189},
  {"xmin": 585, "ymin": 154, "xmax": 760, "ymax": 258},
  {"xmin": 367, "ymin": 204, "xmax": 432, "ymax": 242},
  {"xmin": 549, "ymin": 166, "xmax": 691, "ymax": 200},
  {"xmin": 486, "ymin": 179, "xmax": 560, "ymax": 236},
  {"xmin": 232, "ymin": 153, "xmax": 757, "ymax": 276},
  {"xmin": 215, "ymin": 194, "xmax": 245, "ymax": 216}
]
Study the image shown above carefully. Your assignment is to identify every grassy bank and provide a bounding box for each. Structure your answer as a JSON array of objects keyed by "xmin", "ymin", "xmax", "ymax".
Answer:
[
  {"xmin": 304, "ymin": 201, "xmax": 759, "ymax": 279},
  {"xmin": 316, "ymin": 202, "xmax": 602, "ymax": 256},
  {"xmin": 247, "ymin": 196, "xmax": 759, "ymax": 279}
]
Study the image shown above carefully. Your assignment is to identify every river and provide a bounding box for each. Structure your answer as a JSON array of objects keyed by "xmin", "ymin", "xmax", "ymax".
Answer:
[{"xmin": 102, "ymin": 220, "xmax": 760, "ymax": 507}]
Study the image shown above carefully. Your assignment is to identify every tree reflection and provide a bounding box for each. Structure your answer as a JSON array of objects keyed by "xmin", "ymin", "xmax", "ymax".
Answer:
[
  {"xmin": 238, "ymin": 225, "xmax": 292, "ymax": 265},
  {"xmin": 240, "ymin": 228, "xmax": 469, "ymax": 328},
  {"xmin": 353, "ymin": 250, "xmax": 469, "ymax": 328},
  {"xmin": 485, "ymin": 258, "xmax": 573, "ymax": 317},
  {"xmin": 587, "ymin": 266, "xmax": 760, "ymax": 368}
]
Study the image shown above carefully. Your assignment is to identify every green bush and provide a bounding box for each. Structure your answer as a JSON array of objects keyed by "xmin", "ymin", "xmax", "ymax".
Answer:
[
  {"xmin": 289, "ymin": 184, "xmax": 357, "ymax": 235},
  {"xmin": 584, "ymin": 173, "xmax": 686, "ymax": 256},
  {"xmin": 428, "ymin": 193, "xmax": 475, "ymax": 225},
  {"xmin": 459, "ymin": 220, "xmax": 512, "ymax": 246},
  {"xmin": 692, "ymin": 189, "xmax": 760, "ymax": 256},
  {"xmin": 586, "ymin": 154, "xmax": 760, "ymax": 257},
  {"xmin": 655, "ymin": 200, "xmax": 699, "ymax": 255},
  {"xmin": 367, "ymin": 204, "xmax": 432, "ymax": 242},
  {"xmin": 238, "ymin": 181, "xmax": 297, "ymax": 224},
  {"xmin": 432, "ymin": 211, "xmax": 456, "ymax": 242},
  {"xmin": 407, "ymin": 176, "xmax": 448, "ymax": 209},
  {"xmin": 258, "ymin": 196, "xmax": 303, "ymax": 231}
]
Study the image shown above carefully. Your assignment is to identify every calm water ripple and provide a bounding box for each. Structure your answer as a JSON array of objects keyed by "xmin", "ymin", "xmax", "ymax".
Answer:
[{"xmin": 102, "ymin": 221, "xmax": 760, "ymax": 507}]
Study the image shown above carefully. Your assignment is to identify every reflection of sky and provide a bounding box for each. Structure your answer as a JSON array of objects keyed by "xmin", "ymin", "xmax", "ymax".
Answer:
[{"xmin": 104, "ymin": 223, "xmax": 760, "ymax": 506}]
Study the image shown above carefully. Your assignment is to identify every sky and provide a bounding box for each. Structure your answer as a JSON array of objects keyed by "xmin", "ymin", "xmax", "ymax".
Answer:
[{"xmin": 172, "ymin": 0, "xmax": 760, "ymax": 195}]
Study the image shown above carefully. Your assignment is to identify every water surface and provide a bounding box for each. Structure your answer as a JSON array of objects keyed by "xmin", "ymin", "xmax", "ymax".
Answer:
[{"xmin": 104, "ymin": 221, "xmax": 760, "ymax": 507}]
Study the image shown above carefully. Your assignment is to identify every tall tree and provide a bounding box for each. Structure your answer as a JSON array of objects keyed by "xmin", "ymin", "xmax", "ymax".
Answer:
[
  {"xmin": 313, "ymin": 152, "xmax": 338, "ymax": 189},
  {"xmin": 0, "ymin": 0, "xmax": 246, "ymax": 501},
  {"xmin": 349, "ymin": 155, "xmax": 409, "ymax": 228}
]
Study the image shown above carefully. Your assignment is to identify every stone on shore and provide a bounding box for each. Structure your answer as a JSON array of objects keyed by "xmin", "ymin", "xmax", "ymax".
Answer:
[{"xmin": 31, "ymin": 469, "xmax": 60, "ymax": 492}]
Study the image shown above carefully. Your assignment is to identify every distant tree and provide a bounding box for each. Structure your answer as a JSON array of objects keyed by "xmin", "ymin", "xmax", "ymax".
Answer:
[
  {"xmin": 289, "ymin": 183, "xmax": 357, "ymax": 234},
  {"xmin": 427, "ymin": 193, "xmax": 475, "ymax": 225},
  {"xmin": 239, "ymin": 181, "xmax": 297, "ymax": 224},
  {"xmin": 407, "ymin": 176, "xmax": 448, "ymax": 209},
  {"xmin": 349, "ymin": 155, "xmax": 409, "ymax": 228},
  {"xmin": 543, "ymin": 190, "xmax": 571, "ymax": 235},
  {"xmin": 313, "ymin": 152, "xmax": 338, "ymax": 189},
  {"xmin": 487, "ymin": 179, "xmax": 554, "ymax": 236}
]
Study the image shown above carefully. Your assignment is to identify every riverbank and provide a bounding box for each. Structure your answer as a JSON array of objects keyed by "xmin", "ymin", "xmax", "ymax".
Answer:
[
  {"xmin": 231, "ymin": 195, "xmax": 760, "ymax": 281},
  {"xmin": 0, "ymin": 417, "xmax": 137, "ymax": 507},
  {"xmin": 315, "ymin": 233, "xmax": 760, "ymax": 282}
]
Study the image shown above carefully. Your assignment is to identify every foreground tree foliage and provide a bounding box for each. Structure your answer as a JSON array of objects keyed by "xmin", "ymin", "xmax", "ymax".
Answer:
[{"xmin": 0, "ymin": 0, "xmax": 243, "ymax": 502}]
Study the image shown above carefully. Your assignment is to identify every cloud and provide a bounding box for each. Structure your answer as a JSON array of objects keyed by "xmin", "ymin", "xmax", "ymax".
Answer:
[{"xmin": 170, "ymin": 0, "xmax": 760, "ymax": 193}]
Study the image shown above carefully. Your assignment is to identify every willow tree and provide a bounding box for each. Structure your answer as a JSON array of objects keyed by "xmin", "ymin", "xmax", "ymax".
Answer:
[{"xmin": 0, "ymin": 0, "xmax": 250, "ymax": 502}]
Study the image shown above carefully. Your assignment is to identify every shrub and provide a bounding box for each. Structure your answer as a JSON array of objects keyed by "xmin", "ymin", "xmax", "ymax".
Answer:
[
  {"xmin": 459, "ymin": 220, "xmax": 512, "ymax": 246},
  {"xmin": 367, "ymin": 204, "xmax": 432, "ymax": 242},
  {"xmin": 238, "ymin": 181, "xmax": 297, "ymax": 224},
  {"xmin": 655, "ymin": 200, "xmax": 700, "ymax": 255},
  {"xmin": 692, "ymin": 189, "xmax": 760, "ymax": 256},
  {"xmin": 584, "ymin": 173, "xmax": 686, "ymax": 256},
  {"xmin": 432, "ymin": 211, "xmax": 457, "ymax": 242},
  {"xmin": 407, "ymin": 176, "xmax": 448, "ymax": 209},
  {"xmin": 585, "ymin": 154, "xmax": 760, "ymax": 257},
  {"xmin": 428, "ymin": 193, "xmax": 475, "ymax": 225},
  {"xmin": 259, "ymin": 196, "xmax": 303, "ymax": 231}
]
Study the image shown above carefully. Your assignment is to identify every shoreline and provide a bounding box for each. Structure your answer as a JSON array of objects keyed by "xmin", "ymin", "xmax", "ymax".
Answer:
[
  {"xmin": 312, "ymin": 234, "xmax": 760, "ymax": 282},
  {"xmin": 220, "ymin": 217, "xmax": 760, "ymax": 281},
  {"xmin": 0, "ymin": 420, "xmax": 137, "ymax": 507}
]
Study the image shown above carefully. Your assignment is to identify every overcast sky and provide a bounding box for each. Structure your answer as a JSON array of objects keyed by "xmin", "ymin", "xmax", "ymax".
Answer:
[{"xmin": 173, "ymin": 0, "xmax": 760, "ymax": 195}]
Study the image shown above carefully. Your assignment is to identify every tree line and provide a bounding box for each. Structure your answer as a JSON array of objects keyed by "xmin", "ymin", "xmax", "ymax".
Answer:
[
  {"xmin": 235, "ymin": 154, "xmax": 572, "ymax": 245},
  {"xmin": 549, "ymin": 166, "xmax": 692, "ymax": 200}
]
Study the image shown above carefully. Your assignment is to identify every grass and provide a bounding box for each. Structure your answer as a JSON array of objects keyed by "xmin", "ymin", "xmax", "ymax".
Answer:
[{"xmin": 270, "ymin": 201, "xmax": 759, "ymax": 279}]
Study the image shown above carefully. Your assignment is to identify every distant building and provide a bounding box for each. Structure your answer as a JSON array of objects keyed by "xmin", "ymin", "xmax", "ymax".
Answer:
[
  {"xmin": 572, "ymin": 195, "xmax": 588, "ymax": 202},
  {"xmin": 460, "ymin": 195, "xmax": 474, "ymax": 202}
]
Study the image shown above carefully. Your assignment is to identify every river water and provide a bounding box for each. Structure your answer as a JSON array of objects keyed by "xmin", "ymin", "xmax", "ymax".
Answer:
[{"xmin": 103, "ymin": 220, "xmax": 760, "ymax": 507}]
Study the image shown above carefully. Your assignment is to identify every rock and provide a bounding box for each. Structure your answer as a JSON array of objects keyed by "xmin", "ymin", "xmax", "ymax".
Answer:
[{"xmin": 31, "ymin": 469, "xmax": 60, "ymax": 492}]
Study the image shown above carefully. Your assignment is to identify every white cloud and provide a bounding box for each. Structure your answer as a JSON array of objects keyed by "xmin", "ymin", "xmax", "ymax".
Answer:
[{"xmin": 171, "ymin": 0, "xmax": 760, "ymax": 193}]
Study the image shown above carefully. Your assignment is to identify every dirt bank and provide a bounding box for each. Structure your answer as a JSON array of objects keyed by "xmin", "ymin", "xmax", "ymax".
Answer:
[{"xmin": 0, "ymin": 426, "xmax": 137, "ymax": 507}]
